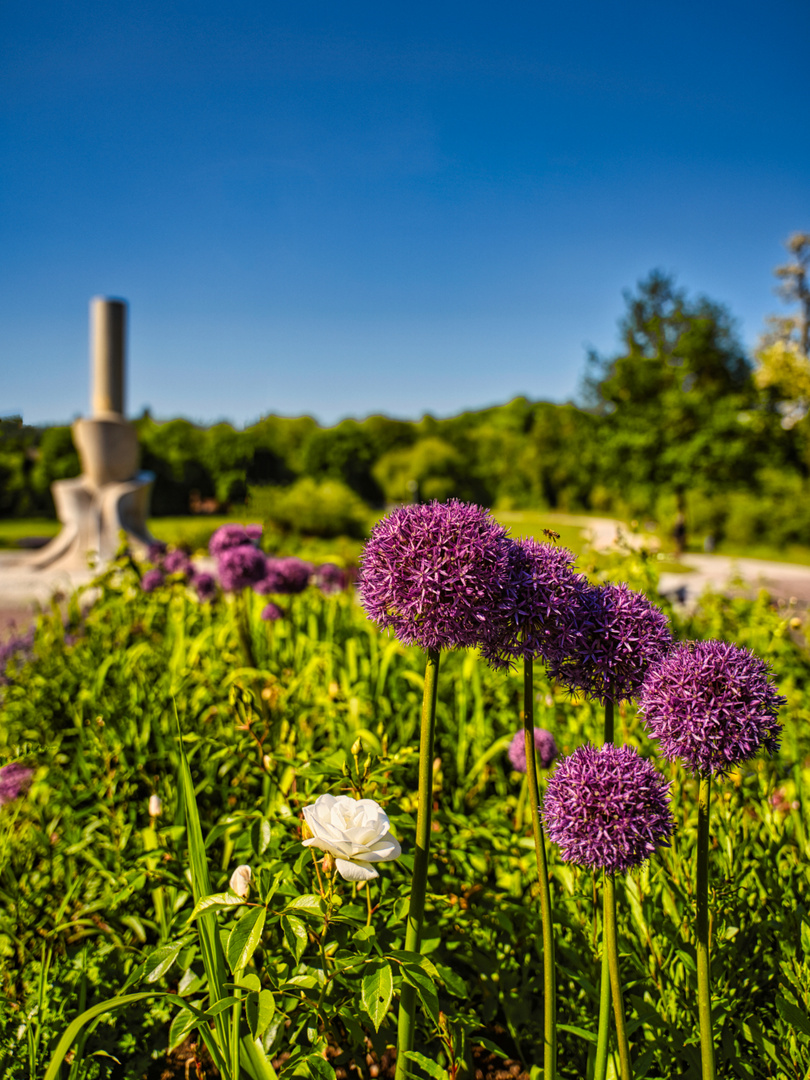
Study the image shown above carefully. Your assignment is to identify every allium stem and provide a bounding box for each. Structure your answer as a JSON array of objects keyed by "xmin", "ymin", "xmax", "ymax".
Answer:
[
  {"xmin": 696, "ymin": 773, "xmax": 716, "ymax": 1080},
  {"xmin": 523, "ymin": 656, "xmax": 556, "ymax": 1080},
  {"xmin": 605, "ymin": 873, "xmax": 632, "ymax": 1080},
  {"xmin": 594, "ymin": 693, "xmax": 615, "ymax": 1080},
  {"xmin": 395, "ymin": 647, "xmax": 440, "ymax": 1080}
]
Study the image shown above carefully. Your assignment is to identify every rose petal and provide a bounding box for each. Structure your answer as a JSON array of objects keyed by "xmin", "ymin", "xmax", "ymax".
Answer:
[
  {"xmin": 335, "ymin": 858, "xmax": 379, "ymax": 882},
  {"xmin": 361, "ymin": 836, "xmax": 402, "ymax": 862}
]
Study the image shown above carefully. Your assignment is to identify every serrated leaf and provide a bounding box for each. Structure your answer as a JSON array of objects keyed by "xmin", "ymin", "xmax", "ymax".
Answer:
[
  {"xmin": 404, "ymin": 1051, "xmax": 448, "ymax": 1080},
  {"xmin": 402, "ymin": 965, "xmax": 439, "ymax": 1024},
  {"xmin": 362, "ymin": 963, "xmax": 393, "ymax": 1032},
  {"xmin": 282, "ymin": 914, "xmax": 309, "ymax": 963},
  {"xmin": 284, "ymin": 894, "xmax": 324, "ymax": 917},
  {"xmin": 246, "ymin": 989, "xmax": 276, "ymax": 1040},
  {"xmin": 226, "ymin": 906, "xmax": 266, "ymax": 973},
  {"xmin": 189, "ymin": 892, "xmax": 245, "ymax": 919},
  {"xmin": 143, "ymin": 942, "xmax": 183, "ymax": 983}
]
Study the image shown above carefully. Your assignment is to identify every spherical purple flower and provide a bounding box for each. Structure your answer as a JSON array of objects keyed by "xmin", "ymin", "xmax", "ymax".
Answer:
[
  {"xmin": 548, "ymin": 582, "xmax": 673, "ymax": 705},
  {"xmin": 315, "ymin": 562, "xmax": 348, "ymax": 595},
  {"xmin": 194, "ymin": 572, "xmax": 218, "ymax": 602},
  {"xmin": 359, "ymin": 500, "xmax": 516, "ymax": 651},
  {"xmin": 543, "ymin": 744, "xmax": 674, "ymax": 874},
  {"xmin": 218, "ymin": 545, "xmax": 268, "ymax": 592},
  {"xmin": 638, "ymin": 640, "xmax": 784, "ymax": 776},
  {"xmin": 0, "ymin": 763, "xmax": 35, "ymax": 807},
  {"xmin": 255, "ymin": 557, "xmax": 314, "ymax": 595},
  {"xmin": 480, "ymin": 538, "xmax": 588, "ymax": 671},
  {"xmin": 163, "ymin": 548, "xmax": 191, "ymax": 576},
  {"xmin": 507, "ymin": 728, "xmax": 558, "ymax": 773},
  {"xmin": 141, "ymin": 568, "xmax": 165, "ymax": 593},
  {"xmin": 209, "ymin": 523, "xmax": 263, "ymax": 558},
  {"xmin": 147, "ymin": 541, "xmax": 167, "ymax": 564},
  {"xmin": 260, "ymin": 602, "xmax": 284, "ymax": 622}
]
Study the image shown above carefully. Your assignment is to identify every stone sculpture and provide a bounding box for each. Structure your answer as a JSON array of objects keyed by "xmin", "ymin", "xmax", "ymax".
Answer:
[{"xmin": 29, "ymin": 298, "xmax": 155, "ymax": 570}]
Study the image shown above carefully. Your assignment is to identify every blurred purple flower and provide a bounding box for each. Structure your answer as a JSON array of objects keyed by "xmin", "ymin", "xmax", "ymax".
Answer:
[
  {"xmin": 481, "ymin": 538, "xmax": 588, "ymax": 671},
  {"xmin": 195, "ymin": 572, "xmax": 218, "ymax": 602},
  {"xmin": 507, "ymin": 727, "xmax": 558, "ymax": 773},
  {"xmin": 147, "ymin": 541, "xmax": 167, "ymax": 564},
  {"xmin": 163, "ymin": 548, "xmax": 191, "ymax": 575},
  {"xmin": 314, "ymin": 562, "xmax": 347, "ymax": 594},
  {"xmin": 0, "ymin": 629, "xmax": 36, "ymax": 686},
  {"xmin": 255, "ymin": 557, "xmax": 314, "ymax": 596},
  {"xmin": 209, "ymin": 524, "xmax": 262, "ymax": 557},
  {"xmin": 548, "ymin": 582, "xmax": 673, "ymax": 705},
  {"xmin": 359, "ymin": 499, "xmax": 516, "ymax": 652},
  {"xmin": 0, "ymin": 763, "xmax": 34, "ymax": 807},
  {"xmin": 218, "ymin": 545, "xmax": 268, "ymax": 592},
  {"xmin": 260, "ymin": 602, "xmax": 284, "ymax": 621},
  {"xmin": 543, "ymin": 743, "xmax": 674, "ymax": 874},
  {"xmin": 639, "ymin": 640, "xmax": 784, "ymax": 776},
  {"xmin": 141, "ymin": 568, "xmax": 165, "ymax": 593}
]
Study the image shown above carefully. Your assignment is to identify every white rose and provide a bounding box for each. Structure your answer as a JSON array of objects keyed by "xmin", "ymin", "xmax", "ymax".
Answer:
[
  {"xmin": 229, "ymin": 864, "xmax": 252, "ymax": 898},
  {"xmin": 301, "ymin": 794, "xmax": 401, "ymax": 882}
]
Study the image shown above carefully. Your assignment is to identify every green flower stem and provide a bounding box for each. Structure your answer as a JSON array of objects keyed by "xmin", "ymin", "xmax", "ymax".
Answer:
[
  {"xmin": 395, "ymin": 647, "xmax": 440, "ymax": 1080},
  {"xmin": 231, "ymin": 968, "xmax": 244, "ymax": 1080},
  {"xmin": 594, "ymin": 696, "xmax": 615, "ymax": 1080},
  {"xmin": 605, "ymin": 873, "xmax": 632, "ymax": 1080},
  {"xmin": 523, "ymin": 656, "xmax": 556, "ymax": 1080},
  {"xmin": 697, "ymin": 773, "xmax": 716, "ymax": 1080}
]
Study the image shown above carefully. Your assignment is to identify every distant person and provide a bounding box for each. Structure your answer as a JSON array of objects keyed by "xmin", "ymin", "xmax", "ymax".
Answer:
[{"xmin": 703, "ymin": 534, "xmax": 716, "ymax": 553}]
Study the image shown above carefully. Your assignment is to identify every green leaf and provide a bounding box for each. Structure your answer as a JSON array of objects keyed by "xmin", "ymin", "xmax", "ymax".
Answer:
[
  {"xmin": 142, "ymin": 942, "xmax": 183, "ymax": 983},
  {"xmin": 776, "ymin": 996, "xmax": 810, "ymax": 1039},
  {"xmin": 282, "ymin": 914, "xmax": 308, "ymax": 963},
  {"xmin": 168, "ymin": 1001, "xmax": 199, "ymax": 1051},
  {"xmin": 284, "ymin": 894, "xmax": 325, "ymax": 917},
  {"xmin": 387, "ymin": 950, "xmax": 439, "ymax": 979},
  {"xmin": 558, "ymin": 1023, "xmax": 598, "ymax": 1045},
  {"xmin": 227, "ymin": 906, "xmax": 267, "ymax": 973},
  {"xmin": 361, "ymin": 963, "xmax": 394, "ymax": 1032},
  {"xmin": 189, "ymin": 891, "xmax": 245, "ymax": 919},
  {"xmin": 246, "ymin": 989, "xmax": 276, "ymax": 1040},
  {"xmin": 401, "ymin": 964, "xmax": 439, "ymax": 1024},
  {"xmin": 436, "ymin": 963, "xmax": 466, "ymax": 997},
  {"xmin": 477, "ymin": 1038, "xmax": 507, "ymax": 1059},
  {"xmin": 239, "ymin": 973, "xmax": 262, "ymax": 993},
  {"xmin": 403, "ymin": 1051, "xmax": 448, "ymax": 1080},
  {"xmin": 43, "ymin": 993, "xmax": 158, "ymax": 1080}
]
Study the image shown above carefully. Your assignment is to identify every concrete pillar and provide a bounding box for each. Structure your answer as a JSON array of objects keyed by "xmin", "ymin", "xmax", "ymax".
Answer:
[{"xmin": 90, "ymin": 297, "xmax": 127, "ymax": 417}]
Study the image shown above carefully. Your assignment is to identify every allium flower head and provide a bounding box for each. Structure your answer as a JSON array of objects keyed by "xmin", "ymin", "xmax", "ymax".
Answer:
[
  {"xmin": 141, "ymin": 568, "xmax": 165, "ymax": 593},
  {"xmin": 315, "ymin": 562, "xmax": 348, "ymax": 594},
  {"xmin": 0, "ymin": 763, "xmax": 35, "ymax": 807},
  {"xmin": 548, "ymin": 582, "xmax": 673, "ymax": 704},
  {"xmin": 217, "ymin": 546, "xmax": 268, "ymax": 592},
  {"xmin": 359, "ymin": 499, "xmax": 516, "ymax": 651},
  {"xmin": 147, "ymin": 541, "xmax": 167, "ymax": 564},
  {"xmin": 163, "ymin": 548, "xmax": 191, "ymax": 576},
  {"xmin": 639, "ymin": 640, "xmax": 784, "ymax": 776},
  {"xmin": 507, "ymin": 727, "xmax": 558, "ymax": 772},
  {"xmin": 256, "ymin": 557, "xmax": 313, "ymax": 595},
  {"xmin": 261, "ymin": 602, "xmax": 283, "ymax": 621},
  {"xmin": 209, "ymin": 523, "xmax": 262, "ymax": 558},
  {"xmin": 195, "ymin": 572, "xmax": 218, "ymax": 602},
  {"xmin": 480, "ymin": 538, "xmax": 587, "ymax": 671},
  {"xmin": 543, "ymin": 744, "xmax": 674, "ymax": 874}
]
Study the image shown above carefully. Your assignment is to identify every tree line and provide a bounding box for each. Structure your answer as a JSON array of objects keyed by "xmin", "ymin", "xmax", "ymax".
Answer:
[{"xmin": 2, "ymin": 235, "xmax": 809, "ymax": 549}]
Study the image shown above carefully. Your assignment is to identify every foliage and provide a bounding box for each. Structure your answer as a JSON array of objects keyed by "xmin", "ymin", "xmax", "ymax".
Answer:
[{"xmin": 248, "ymin": 478, "xmax": 371, "ymax": 539}]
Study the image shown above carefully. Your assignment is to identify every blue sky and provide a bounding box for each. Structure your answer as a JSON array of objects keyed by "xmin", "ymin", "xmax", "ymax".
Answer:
[{"xmin": 1, "ymin": 0, "xmax": 808, "ymax": 427}]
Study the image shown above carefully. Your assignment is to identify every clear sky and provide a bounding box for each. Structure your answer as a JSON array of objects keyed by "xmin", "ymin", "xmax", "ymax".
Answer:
[{"xmin": 1, "ymin": 0, "xmax": 808, "ymax": 428}]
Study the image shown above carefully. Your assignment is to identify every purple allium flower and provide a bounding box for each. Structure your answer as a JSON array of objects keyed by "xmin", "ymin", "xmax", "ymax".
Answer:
[
  {"xmin": 638, "ymin": 640, "xmax": 784, "ymax": 776},
  {"xmin": 260, "ymin": 602, "xmax": 284, "ymax": 621},
  {"xmin": 194, "ymin": 572, "xmax": 218, "ymax": 602},
  {"xmin": 141, "ymin": 568, "xmax": 165, "ymax": 593},
  {"xmin": 480, "ymin": 538, "xmax": 588, "ymax": 671},
  {"xmin": 208, "ymin": 523, "xmax": 263, "ymax": 557},
  {"xmin": 548, "ymin": 582, "xmax": 673, "ymax": 705},
  {"xmin": 163, "ymin": 548, "xmax": 191, "ymax": 576},
  {"xmin": 507, "ymin": 728, "xmax": 558, "ymax": 773},
  {"xmin": 543, "ymin": 744, "xmax": 674, "ymax": 874},
  {"xmin": 255, "ymin": 557, "xmax": 314, "ymax": 596},
  {"xmin": 218, "ymin": 545, "xmax": 268, "ymax": 592},
  {"xmin": 315, "ymin": 562, "xmax": 348, "ymax": 594},
  {"xmin": 359, "ymin": 500, "xmax": 516, "ymax": 651},
  {"xmin": 147, "ymin": 541, "xmax": 167, "ymax": 564},
  {"xmin": 0, "ymin": 763, "xmax": 35, "ymax": 807}
]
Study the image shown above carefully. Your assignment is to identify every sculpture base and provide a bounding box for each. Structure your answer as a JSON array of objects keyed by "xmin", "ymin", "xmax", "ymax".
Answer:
[{"xmin": 28, "ymin": 471, "xmax": 156, "ymax": 572}]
